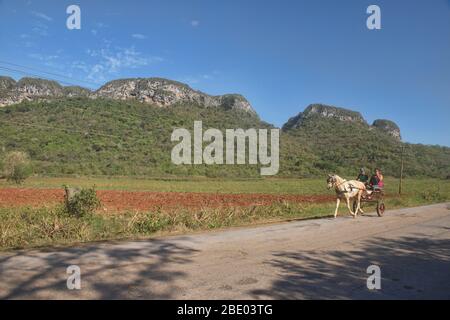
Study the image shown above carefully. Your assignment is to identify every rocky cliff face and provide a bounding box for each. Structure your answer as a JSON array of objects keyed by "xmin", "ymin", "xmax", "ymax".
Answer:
[
  {"xmin": 0, "ymin": 76, "xmax": 256, "ymax": 115},
  {"xmin": 92, "ymin": 78, "xmax": 256, "ymax": 114},
  {"xmin": 372, "ymin": 119, "xmax": 401, "ymax": 140},
  {"xmin": 63, "ymin": 86, "xmax": 91, "ymax": 97},
  {"xmin": 283, "ymin": 103, "xmax": 401, "ymax": 140},
  {"xmin": 0, "ymin": 76, "xmax": 16, "ymax": 91},
  {"xmin": 0, "ymin": 77, "xmax": 67, "ymax": 106},
  {"xmin": 282, "ymin": 104, "xmax": 367, "ymax": 130}
]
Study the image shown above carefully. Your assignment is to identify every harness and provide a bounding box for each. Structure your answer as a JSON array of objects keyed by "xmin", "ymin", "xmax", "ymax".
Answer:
[
  {"xmin": 334, "ymin": 179, "xmax": 353, "ymax": 194},
  {"xmin": 334, "ymin": 179, "xmax": 364, "ymax": 194}
]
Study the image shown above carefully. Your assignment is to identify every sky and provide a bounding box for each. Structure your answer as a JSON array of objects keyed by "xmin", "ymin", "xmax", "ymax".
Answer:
[{"xmin": 0, "ymin": 0, "xmax": 449, "ymax": 146}]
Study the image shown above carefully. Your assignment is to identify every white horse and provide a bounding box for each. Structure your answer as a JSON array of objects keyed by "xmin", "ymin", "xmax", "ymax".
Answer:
[{"xmin": 326, "ymin": 174, "xmax": 366, "ymax": 218}]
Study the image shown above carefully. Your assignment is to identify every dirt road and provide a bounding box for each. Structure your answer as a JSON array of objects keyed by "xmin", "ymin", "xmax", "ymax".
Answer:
[{"xmin": 1, "ymin": 203, "xmax": 449, "ymax": 299}]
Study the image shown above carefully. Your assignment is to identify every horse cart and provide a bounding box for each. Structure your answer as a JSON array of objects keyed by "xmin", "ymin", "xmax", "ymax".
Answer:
[{"xmin": 353, "ymin": 189, "xmax": 386, "ymax": 217}]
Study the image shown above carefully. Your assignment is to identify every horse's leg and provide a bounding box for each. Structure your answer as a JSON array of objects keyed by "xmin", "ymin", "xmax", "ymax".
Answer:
[
  {"xmin": 355, "ymin": 191, "xmax": 362, "ymax": 215},
  {"xmin": 346, "ymin": 196, "xmax": 355, "ymax": 217},
  {"xmin": 360, "ymin": 189, "xmax": 366, "ymax": 214},
  {"xmin": 334, "ymin": 198, "xmax": 341, "ymax": 218}
]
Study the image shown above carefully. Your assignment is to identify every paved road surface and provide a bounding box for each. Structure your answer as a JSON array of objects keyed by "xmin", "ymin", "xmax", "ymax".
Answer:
[{"xmin": 1, "ymin": 203, "xmax": 449, "ymax": 299}]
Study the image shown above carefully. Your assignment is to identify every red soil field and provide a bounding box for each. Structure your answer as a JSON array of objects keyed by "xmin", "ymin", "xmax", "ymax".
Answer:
[{"xmin": 0, "ymin": 188, "xmax": 334, "ymax": 213}]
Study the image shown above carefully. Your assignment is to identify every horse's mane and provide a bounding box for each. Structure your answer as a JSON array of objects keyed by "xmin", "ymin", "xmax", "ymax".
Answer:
[{"xmin": 333, "ymin": 174, "xmax": 347, "ymax": 183}]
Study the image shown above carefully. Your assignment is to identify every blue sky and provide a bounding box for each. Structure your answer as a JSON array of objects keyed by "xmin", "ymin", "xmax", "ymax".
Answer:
[{"xmin": 0, "ymin": 0, "xmax": 449, "ymax": 146}]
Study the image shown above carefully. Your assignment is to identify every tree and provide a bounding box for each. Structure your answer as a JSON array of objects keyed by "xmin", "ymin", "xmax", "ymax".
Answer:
[{"xmin": 2, "ymin": 151, "xmax": 32, "ymax": 184}]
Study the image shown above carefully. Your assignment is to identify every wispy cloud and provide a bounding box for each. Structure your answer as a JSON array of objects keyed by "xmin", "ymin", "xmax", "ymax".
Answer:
[
  {"xmin": 29, "ymin": 15, "xmax": 51, "ymax": 37},
  {"xmin": 17, "ymin": 33, "xmax": 35, "ymax": 47},
  {"xmin": 132, "ymin": 33, "xmax": 147, "ymax": 40},
  {"xmin": 83, "ymin": 41, "xmax": 164, "ymax": 83},
  {"xmin": 180, "ymin": 73, "xmax": 214, "ymax": 86},
  {"xmin": 24, "ymin": 39, "xmax": 164, "ymax": 87},
  {"xmin": 32, "ymin": 23, "xmax": 49, "ymax": 36},
  {"xmin": 28, "ymin": 53, "xmax": 59, "ymax": 61},
  {"xmin": 91, "ymin": 23, "xmax": 107, "ymax": 37},
  {"xmin": 31, "ymin": 11, "xmax": 53, "ymax": 22},
  {"xmin": 191, "ymin": 20, "xmax": 200, "ymax": 27},
  {"xmin": 26, "ymin": 52, "xmax": 68, "ymax": 74}
]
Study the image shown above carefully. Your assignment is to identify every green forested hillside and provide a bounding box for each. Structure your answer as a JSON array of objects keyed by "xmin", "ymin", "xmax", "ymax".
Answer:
[
  {"xmin": 282, "ymin": 114, "xmax": 450, "ymax": 178},
  {"xmin": 0, "ymin": 98, "xmax": 268, "ymax": 177},
  {"xmin": 0, "ymin": 98, "xmax": 449, "ymax": 178}
]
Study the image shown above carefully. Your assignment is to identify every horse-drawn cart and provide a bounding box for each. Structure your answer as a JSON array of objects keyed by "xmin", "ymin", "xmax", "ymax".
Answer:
[{"xmin": 353, "ymin": 189, "xmax": 386, "ymax": 217}]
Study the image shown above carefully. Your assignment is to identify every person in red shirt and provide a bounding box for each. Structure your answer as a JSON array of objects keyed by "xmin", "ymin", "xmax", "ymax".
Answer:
[{"xmin": 369, "ymin": 168, "xmax": 384, "ymax": 190}]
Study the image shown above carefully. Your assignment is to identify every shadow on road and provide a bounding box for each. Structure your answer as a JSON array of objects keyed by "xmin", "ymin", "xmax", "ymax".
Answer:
[
  {"xmin": 0, "ymin": 239, "xmax": 198, "ymax": 299},
  {"xmin": 250, "ymin": 235, "xmax": 450, "ymax": 299},
  {"xmin": 1, "ymin": 217, "xmax": 449, "ymax": 299}
]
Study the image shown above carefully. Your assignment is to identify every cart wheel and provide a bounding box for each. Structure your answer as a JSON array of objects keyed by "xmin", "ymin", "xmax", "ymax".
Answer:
[{"xmin": 377, "ymin": 202, "xmax": 385, "ymax": 217}]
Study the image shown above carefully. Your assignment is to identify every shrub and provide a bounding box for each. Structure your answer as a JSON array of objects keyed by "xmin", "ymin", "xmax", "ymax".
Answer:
[
  {"xmin": 127, "ymin": 211, "xmax": 172, "ymax": 234},
  {"xmin": 64, "ymin": 186, "xmax": 101, "ymax": 217},
  {"xmin": 420, "ymin": 188, "xmax": 447, "ymax": 202},
  {"xmin": 2, "ymin": 151, "xmax": 32, "ymax": 184}
]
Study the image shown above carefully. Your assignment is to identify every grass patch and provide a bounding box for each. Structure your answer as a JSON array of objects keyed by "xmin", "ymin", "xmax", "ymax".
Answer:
[
  {"xmin": 0, "ymin": 203, "xmax": 327, "ymax": 250},
  {"xmin": 1, "ymin": 187, "xmax": 448, "ymax": 251},
  {"xmin": 1, "ymin": 176, "xmax": 449, "ymax": 195}
]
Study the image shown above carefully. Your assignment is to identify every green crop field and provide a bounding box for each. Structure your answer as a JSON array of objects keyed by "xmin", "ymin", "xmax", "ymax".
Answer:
[
  {"xmin": 0, "ymin": 176, "xmax": 448, "ymax": 251},
  {"xmin": 1, "ymin": 176, "xmax": 448, "ymax": 195}
]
